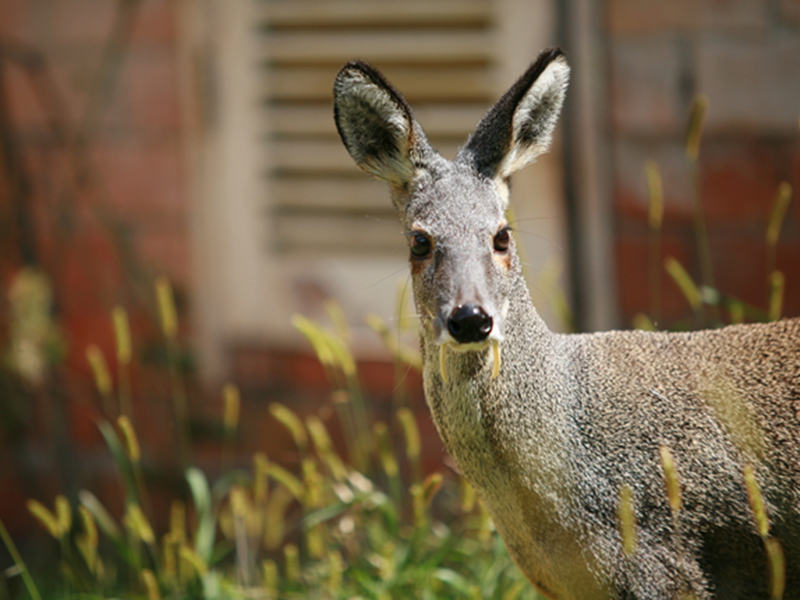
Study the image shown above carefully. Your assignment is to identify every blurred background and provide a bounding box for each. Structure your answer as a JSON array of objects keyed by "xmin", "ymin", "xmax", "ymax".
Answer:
[{"xmin": 1, "ymin": 0, "xmax": 799, "ymax": 594}]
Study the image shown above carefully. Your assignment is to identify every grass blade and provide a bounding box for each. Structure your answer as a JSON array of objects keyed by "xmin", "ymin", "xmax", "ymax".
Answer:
[
  {"xmin": 0, "ymin": 517, "xmax": 42, "ymax": 600},
  {"xmin": 186, "ymin": 467, "xmax": 216, "ymax": 562}
]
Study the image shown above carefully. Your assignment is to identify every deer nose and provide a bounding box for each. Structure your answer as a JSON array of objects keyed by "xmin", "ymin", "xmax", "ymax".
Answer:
[{"xmin": 447, "ymin": 304, "xmax": 493, "ymax": 344}]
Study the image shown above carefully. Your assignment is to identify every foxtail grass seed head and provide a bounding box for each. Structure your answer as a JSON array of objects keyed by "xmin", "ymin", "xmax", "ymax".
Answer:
[
  {"xmin": 292, "ymin": 315, "xmax": 335, "ymax": 368},
  {"xmin": 141, "ymin": 569, "xmax": 160, "ymax": 600},
  {"xmin": 422, "ymin": 472, "xmax": 443, "ymax": 507},
  {"xmin": 324, "ymin": 299, "xmax": 350, "ymax": 342},
  {"xmin": 685, "ymin": 94, "xmax": 708, "ymax": 161},
  {"xmin": 439, "ymin": 344, "xmax": 449, "ymax": 383},
  {"xmin": 77, "ymin": 505, "xmax": 98, "ymax": 552},
  {"xmin": 27, "ymin": 499, "xmax": 62, "ymax": 538},
  {"xmin": 230, "ymin": 486, "xmax": 247, "ymax": 519},
  {"xmin": 162, "ymin": 533, "xmax": 178, "ymax": 580},
  {"xmin": 728, "ymin": 300, "xmax": 745, "ymax": 325},
  {"xmin": 222, "ymin": 383, "xmax": 240, "ymax": 433},
  {"xmin": 302, "ymin": 458, "xmax": 323, "ymax": 508},
  {"xmin": 180, "ymin": 544, "xmax": 208, "ymax": 576},
  {"xmin": 111, "ymin": 306, "xmax": 132, "ymax": 364},
  {"xmin": 743, "ymin": 463, "xmax": 770, "ymax": 538},
  {"xmin": 269, "ymin": 402, "xmax": 308, "ymax": 451},
  {"xmin": 155, "ymin": 276, "xmax": 178, "ymax": 339},
  {"xmin": 124, "ymin": 503, "xmax": 154, "ymax": 545},
  {"xmin": 410, "ymin": 483, "xmax": 426, "ymax": 527},
  {"xmin": 267, "ymin": 463, "xmax": 304, "ymax": 501},
  {"xmin": 169, "ymin": 500, "xmax": 186, "ymax": 543},
  {"xmin": 284, "ymin": 543, "xmax": 300, "ymax": 582},
  {"xmin": 632, "ymin": 313, "xmax": 656, "ymax": 331},
  {"xmin": 253, "ymin": 453, "xmax": 270, "ymax": 503},
  {"xmin": 262, "ymin": 559, "xmax": 279, "ymax": 595},
  {"xmin": 374, "ymin": 422, "xmax": 399, "ymax": 479},
  {"xmin": 768, "ymin": 271, "xmax": 785, "ymax": 322},
  {"xmin": 306, "ymin": 523, "xmax": 325, "ymax": 560},
  {"xmin": 664, "ymin": 257, "xmax": 702, "ymax": 312},
  {"xmin": 765, "ymin": 537, "xmax": 786, "ymax": 600},
  {"xmin": 306, "ymin": 416, "xmax": 331, "ymax": 453},
  {"xmin": 645, "ymin": 160, "xmax": 664, "ymax": 231},
  {"xmin": 397, "ymin": 408, "xmax": 421, "ymax": 463},
  {"xmin": 618, "ymin": 484, "xmax": 638, "ymax": 556},
  {"xmin": 117, "ymin": 415, "xmax": 141, "ymax": 464},
  {"xmin": 491, "ymin": 339, "xmax": 501, "ymax": 379},
  {"xmin": 478, "ymin": 501, "xmax": 492, "ymax": 543},
  {"xmin": 329, "ymin": 335, "xmax": 356, "ymax": 378},
  {"xmin": 54, "ymin": 495, "xmax": 71, "ymax": 537},
  {"xmin": 658, "ymin": 445, "xmax": 682, "ymax": 514},
  {"xmin": 460, "ymin": 478, "xmax": 477, "ymax": 513},
  {"xmin": 766, "ymin": 182, "xmax": 792, "ymax": 248},
  {"xmin": 264, "ymin": 486, "xmax": 293, "ymax": 550},
  {"xmin": 86, "ymin": 345, "xmax": 112, "ymax": 398},
  {"xmin": 327, "ymin": 550, "xmax": 343, "ymax": 594}
]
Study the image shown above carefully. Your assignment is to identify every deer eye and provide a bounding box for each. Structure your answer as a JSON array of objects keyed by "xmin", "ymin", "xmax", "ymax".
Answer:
[
  {"xmin": 493, "ymin": 227, "xmax": 511, "ymax": 253},
  {"xmin": 410, "ymin": 231, "xmax": 432, "ymax": 259}
]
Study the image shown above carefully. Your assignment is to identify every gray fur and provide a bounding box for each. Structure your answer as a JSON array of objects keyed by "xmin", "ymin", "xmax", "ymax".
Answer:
[{"xmin": 333, "ymin": 48, "xmax": 800, "ymax": 599}]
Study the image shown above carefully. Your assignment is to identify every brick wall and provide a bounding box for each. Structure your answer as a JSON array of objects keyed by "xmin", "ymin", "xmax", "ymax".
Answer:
[
  {"xmin": 0, "ymin": 0, "xmax": 190, "ymax": 534},
  {"xmin": 606, "ymin": 0, "xmax": 800, "ymax": 326}
]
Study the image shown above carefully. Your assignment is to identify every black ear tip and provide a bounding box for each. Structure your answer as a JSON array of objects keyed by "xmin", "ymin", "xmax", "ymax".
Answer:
[{"xmin": 536, "ymin": 47, "xmax": 567, "ymax": 70}]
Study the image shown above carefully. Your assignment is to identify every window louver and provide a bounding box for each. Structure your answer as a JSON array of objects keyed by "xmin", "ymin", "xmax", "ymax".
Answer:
[{"xmin": 255, "ymin": 0, "xmax": 497, "ymax": 254}]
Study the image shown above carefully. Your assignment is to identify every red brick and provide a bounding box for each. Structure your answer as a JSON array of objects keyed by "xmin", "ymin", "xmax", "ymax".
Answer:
[
  {"xmin": 792, "ymin": 149, "xmax": 800, "ymax": 237},
  {"xmin": 3, "ymin": 60, "xmax": 51, "ymax": 131},
  {"xmin": 89, "ymin": 139, "xmax": 185, "ymax": 226},
  {"xmin": 130, "ymin": 0, "xmax": 177, "ymax": 45},
  {"xmin": 773, "ymin": 242, "xmax": 800, "ymax": 318},
  {"xmin": 28, "ymin": 0, "xmax": 116, "ymax": 46},
  {"xmin": 0, "ymin": 0, "xmax": 23, "ymax": 37},
  {"xmin": 779, "ymin": 0, "xmax": 800, "ymax": 26},
  {"xmin": 607, "ymin": 0, "xmax": 767, "ymax": 35},
  {"xmin": 135, "ymin": 228, "xmax": 191, "ymax": 286},
  {"xmin": 699, "ymin": 141, "xmax": 788, "ymax": 221},
  {"xmin": 609, "ymin": 39, "xmax": 683, "ymax": 135},
  {"xmin": 698, "ymin": 37, "xmax": 800, "ymax": 135},
  {"xmin": 108, "ymin": 49, "xmax": 182, "ymax": 135},
  {"xmin": 614, "ymin": 232, "xmax": 695, "ymax": 325},
  {"xmin": 613, "ymin": 140, "xmax": 695, "ymax": 218},
  {"xmin": 708, "ymin": 234, "xmax": 769, "ymax": 309}
]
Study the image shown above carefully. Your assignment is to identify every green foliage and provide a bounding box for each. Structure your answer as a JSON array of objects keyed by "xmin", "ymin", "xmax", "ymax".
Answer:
[{"xmin": 5, "ymin": 296, "xmax": 541, "ymax": 599}]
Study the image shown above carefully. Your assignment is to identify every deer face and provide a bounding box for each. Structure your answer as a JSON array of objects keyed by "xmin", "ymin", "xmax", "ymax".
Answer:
[
  {"xmin": 399, "ymin": 162, "xmax": 514, "ymax": 349},
  {"xmin": 334, "ymin": 49, "xmax": 569, "ymax": 355}
]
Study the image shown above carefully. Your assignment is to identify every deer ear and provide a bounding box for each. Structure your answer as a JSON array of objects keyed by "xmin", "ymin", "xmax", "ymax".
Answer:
[
  {"xmin": 458, "ymin": 48, "xmax": 569, "ymax": 180},
  {"xmin": 334, "ymin": 61, "xmax": 430, "ymax": 187}
]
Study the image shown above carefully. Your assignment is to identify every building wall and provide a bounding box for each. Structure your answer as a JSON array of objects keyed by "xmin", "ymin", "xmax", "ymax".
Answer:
[
  {"xmin": 0, "ymin": 0, "xmax": 190, "ymax": 532},
  {"xmin": 605, "ymin": 0, "xmax": 800, "ymax": 326}
]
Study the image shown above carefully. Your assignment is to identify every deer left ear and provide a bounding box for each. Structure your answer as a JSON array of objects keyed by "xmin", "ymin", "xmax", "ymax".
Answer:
[{"xmin": 458, "ymin": 48, "xmax": 570, "ymax": 180}]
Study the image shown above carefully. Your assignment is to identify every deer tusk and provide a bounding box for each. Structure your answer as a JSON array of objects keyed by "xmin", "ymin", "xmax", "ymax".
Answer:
[
  {"xmin": 491, "ymin": 339, "xmax": 501, "ymax": 380},
  {"xmin": 439, "ymin": 344, "xmax": 449, "ymax": 384}
]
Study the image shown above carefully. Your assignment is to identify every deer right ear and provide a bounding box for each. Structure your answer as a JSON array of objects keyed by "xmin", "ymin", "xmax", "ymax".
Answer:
[
  {"xmin": 334, "ymin": 61, "xmax": 428, "ymax": 188},
  {"xmin": 459, "ymin": 49, "xmax": 569, "ymax": 180}
]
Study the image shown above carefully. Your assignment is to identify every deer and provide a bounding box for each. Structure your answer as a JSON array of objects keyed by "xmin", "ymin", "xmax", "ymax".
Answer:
[{"xmin": 332, "ymin": 48, "xmax": 800, "ymax": 599}]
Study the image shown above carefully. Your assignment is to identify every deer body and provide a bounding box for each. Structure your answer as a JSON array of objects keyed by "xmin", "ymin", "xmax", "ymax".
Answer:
[{"xmin": 333, "ymin": 49, "xmax": 800, "ymax": 599}]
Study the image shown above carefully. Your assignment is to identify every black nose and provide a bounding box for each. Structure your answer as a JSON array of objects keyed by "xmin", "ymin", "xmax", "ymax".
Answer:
[{"xmin": 447, "ymin": 304, "xmax": 493, "ymax": 343}]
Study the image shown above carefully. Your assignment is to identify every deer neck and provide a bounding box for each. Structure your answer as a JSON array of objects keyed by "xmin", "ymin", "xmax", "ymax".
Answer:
[{"xmin": 418, "ymin": 271, "xmax": 556, "ymax": 486}]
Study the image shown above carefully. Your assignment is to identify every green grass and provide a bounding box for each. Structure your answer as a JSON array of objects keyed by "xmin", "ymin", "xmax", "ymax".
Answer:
[{"xmin": 2, "ymin": 294, "xmax": 541, "ymax": 600}]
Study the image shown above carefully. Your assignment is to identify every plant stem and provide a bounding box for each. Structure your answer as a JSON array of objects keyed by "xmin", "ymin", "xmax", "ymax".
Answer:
[{"xmin": 0, "ymin": 518, "xmax": 42, "ymax": 600}]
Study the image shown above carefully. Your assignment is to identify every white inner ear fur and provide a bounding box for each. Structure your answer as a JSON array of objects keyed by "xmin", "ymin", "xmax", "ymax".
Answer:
[
  {"xmin": 336, "ymin": 69, "xmax": 414, "ymax": 185},
  {"xmin": 497, "ymin": 56, "xmax": 570, "ymax": 180}
]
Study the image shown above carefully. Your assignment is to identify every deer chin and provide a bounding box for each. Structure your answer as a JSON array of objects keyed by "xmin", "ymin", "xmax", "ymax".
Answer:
[{"xmin": 438, "ymin": 338, "xmax": 502, "ymax": 384}]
